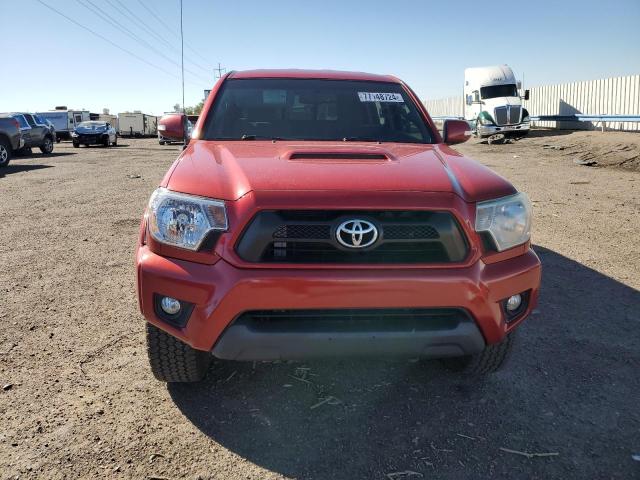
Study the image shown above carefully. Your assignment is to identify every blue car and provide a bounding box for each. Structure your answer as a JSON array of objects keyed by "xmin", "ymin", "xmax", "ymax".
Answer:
[{"xmin": 71, "ymin": 121, "xmax": 117, "ymax": 148}]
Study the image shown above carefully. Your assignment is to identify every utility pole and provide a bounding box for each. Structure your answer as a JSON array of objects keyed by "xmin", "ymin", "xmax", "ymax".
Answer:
[
  {"xmin": 179, "ymin": 0, "xmax": 186, "ymax": 146},
  {"xmin": 214, "ymin": 62, "xmax": 226, "ymax": 79}
]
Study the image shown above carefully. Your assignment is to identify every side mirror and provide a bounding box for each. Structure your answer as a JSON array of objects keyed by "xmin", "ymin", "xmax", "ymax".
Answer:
[
  {"xmin": 442, "ymin": 119, "xmax": 472, "ymax": 145},
  {"xmin": 517, "ymin": 80, "xmax": 522, "ymax": 89},
  {"xmin": 523, "ymin": 89, "xmax": 530, "ymax": 101},
  {"xmin": 473, "ymin": 91, "xmax": 480, "ymax": 103}
]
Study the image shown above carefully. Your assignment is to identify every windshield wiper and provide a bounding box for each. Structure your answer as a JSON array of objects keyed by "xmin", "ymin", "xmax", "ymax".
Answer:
[
  {"xmin": 342, "ymin": 136, "xmax": 379, "ymax": 142},
  {"xmin": 240, "ymin": 134, "xmax": 285, "ymax": 141}
]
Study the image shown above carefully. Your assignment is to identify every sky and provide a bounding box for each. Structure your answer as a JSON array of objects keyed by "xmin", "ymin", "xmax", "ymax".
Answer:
[{"xmin": 2, "ymin": 0, "xmax": 640, "ymax": 115}]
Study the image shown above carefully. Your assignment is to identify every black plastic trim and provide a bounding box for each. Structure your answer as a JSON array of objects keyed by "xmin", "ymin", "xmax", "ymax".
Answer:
[
  {"xmin": 212, "ymin": 308, "xmax": 486, "ymax": 360},
  {"xmin": 153, "ymin": 294, "xmax": 194, "ymax": 329}
]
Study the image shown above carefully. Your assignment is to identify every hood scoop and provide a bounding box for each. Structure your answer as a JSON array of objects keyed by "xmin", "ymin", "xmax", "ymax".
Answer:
[{"xmin": 287, "ymin": 151, "xmax": 390, "ymax": 161}]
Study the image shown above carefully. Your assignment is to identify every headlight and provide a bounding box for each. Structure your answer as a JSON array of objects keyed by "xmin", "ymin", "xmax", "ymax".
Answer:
[
  {"xmin": 475, "ymin": 192, "xmax": 532, "ymax": 251},
  {"xmin": 478, "ymin": 111, "xmax": 495, "ymax": 125},
  {"xmin": 147, "ymin": 188, "xmax": 228, "ymax": 251},
  {"xmin": 71, "ymin": 131, "xmax": 78, "ymax": 137},
  {"xmin": 157, "ymin": 124, "xmax": 167, "ymax": 131}
]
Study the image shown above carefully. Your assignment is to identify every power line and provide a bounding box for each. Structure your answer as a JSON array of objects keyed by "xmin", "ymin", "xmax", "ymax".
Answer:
[
  {"xmin": 111, "ymin": 0, "xmax": 212, "ymax": 74},
  {"xmin": 35, "ymin": 0, "xmax": 176, "ymax": 78},
  {"xmin": 74, "ymin": 0, "xmax": 211, "ymax": 84},
  {"xmin": 112, "ymin": 0, "xmax": 211, "ymax": 73},
  {"xmin": 35, "ymin": 0, "xmax": 204, "ymax": 90},
  {"xmin": 136, "ymin": 0, "xmax": 214, "ymax": 67}
]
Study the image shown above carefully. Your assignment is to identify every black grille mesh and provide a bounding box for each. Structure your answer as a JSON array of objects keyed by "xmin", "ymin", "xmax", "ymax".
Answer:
[
  {"xmin": 273, "ymin": 224, "xmax": 331, "ymax": 239},
  {"xmin": 236, "ymin": 210, "xmax": 468, "ymax": 264},
  {"xmin": 240, "ymin": 308, "xmax": 470, "ymax": 332}
]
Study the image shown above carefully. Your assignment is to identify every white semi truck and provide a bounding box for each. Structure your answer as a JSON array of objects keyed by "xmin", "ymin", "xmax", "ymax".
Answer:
[{"xmin": 463, "ymin": 65, "xmax": 530, "ymax": 138}]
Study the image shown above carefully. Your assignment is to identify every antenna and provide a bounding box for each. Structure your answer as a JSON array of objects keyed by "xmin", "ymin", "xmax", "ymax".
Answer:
[{"xmin": 180, "ymin": 0, "xmax": 186, "ymax": 146}]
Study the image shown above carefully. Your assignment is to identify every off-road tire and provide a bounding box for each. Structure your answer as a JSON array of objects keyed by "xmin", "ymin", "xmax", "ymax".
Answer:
[
  {"xmin": 103, "ymin": 136, "xmax": 110, "ymax": 148},
  {"xmin": 159, "ymin": 141, "xmax": 165, "ymax": 145},
  {"xmin": 72, "ymin": 141, "xmax": 80, "ymax": 148},
  {"xmin": 40, "ymin": 136, "xmax": 54, "ymax": 154},
  {"xmin": 0, "ymin": 138, "xmax": 12, "ymax": 167},
  {"xmin": 440, "ymin": 333, "xmax": 515, "ymax": 375},
  {"xmin": 146, "ymin": 323, "xmax": 211, "ymax": 382}
]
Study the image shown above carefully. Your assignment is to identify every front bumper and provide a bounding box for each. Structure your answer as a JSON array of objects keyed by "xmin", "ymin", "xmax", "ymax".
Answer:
[
  {"xmin": 478, "ymin": 122, "xmax": 530, "ymax": 137},
  {"xmin": 137, "ymin": 245, "xmax": 541, "ymax": 358},
  {"xmin": 73, "ymin": 133, "xmax": 108, "ymax": 144}
]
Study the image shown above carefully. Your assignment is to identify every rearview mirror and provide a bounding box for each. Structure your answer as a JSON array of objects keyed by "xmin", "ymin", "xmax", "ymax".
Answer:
[{"xmin": 442, "ymin": 119, "xmax": 471, "ymax": 145}]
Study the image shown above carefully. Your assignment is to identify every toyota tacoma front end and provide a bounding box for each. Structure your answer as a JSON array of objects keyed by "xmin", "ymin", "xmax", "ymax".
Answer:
[{"xmin": 136, "ymin": 70, "xmax": 541, "ymax": 382}]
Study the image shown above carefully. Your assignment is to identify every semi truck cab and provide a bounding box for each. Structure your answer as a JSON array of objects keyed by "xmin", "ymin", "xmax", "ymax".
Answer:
[{"xmin": 464, "ymin": 65, "xmax": 530, "ymax": 138}]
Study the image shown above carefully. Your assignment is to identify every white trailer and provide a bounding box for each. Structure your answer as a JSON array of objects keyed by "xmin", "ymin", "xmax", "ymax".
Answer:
[
  {"xmin": 98, "ymin": 114, "xmax": 119, "ymax": 131},
  {"xmin": 463, "ymin": 65, "xmax": 530, "ymax": 138},
  {"xmin": 118, "ymin": 112, "xmax": 157, "ymax": 137},
  {"xmin": 37, "ymin": 109, "xmax": 90, "ymax": 140},
  {"xmin": 145, "ymin": 115, "xmax": 157, "ymax": 136}
]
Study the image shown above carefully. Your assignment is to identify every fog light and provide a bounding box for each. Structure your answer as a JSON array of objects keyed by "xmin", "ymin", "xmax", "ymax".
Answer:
[
  {"xmin": 506, "ymin": 294, "xmax": 522, "ymax": 312},
  {"xmin": 160, "ymin": 296, "xmax": 181, "ymax": 315}
]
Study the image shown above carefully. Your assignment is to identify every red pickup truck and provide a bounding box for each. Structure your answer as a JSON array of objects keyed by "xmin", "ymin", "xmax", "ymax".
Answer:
[{"xmin": 136, "ymin": 70, "xmax": 541, "ymax": 383}]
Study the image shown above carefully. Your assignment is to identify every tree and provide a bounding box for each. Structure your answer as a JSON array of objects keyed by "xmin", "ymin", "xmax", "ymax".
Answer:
[
  {"xmin": 173, "ymin": 103, "xmax": 181, "ymax": 112},
  {"xmin": 185, "ymin": 101, "xmax": 204, "ymax": 116}
]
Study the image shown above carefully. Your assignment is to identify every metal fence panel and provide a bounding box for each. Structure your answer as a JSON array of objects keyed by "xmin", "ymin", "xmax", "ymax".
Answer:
[{"xmin": 423, "ymin": 74, "xmax": 640, "ymax": 131}]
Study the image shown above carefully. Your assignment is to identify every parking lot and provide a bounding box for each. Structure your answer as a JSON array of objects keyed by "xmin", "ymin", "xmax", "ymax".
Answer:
[{"xmin": 1, "ymin": 131, "xmax": 639, "ymax": 479}]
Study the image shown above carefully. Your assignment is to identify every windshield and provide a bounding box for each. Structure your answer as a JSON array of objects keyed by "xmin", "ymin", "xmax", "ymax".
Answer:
[
  {"xmin": 203, "ymin": 79, "xmax": 433, "ymax": 143},
  {"xmin": 77, "ymin": 121, "xmax": 107, "ymax": 128},
  {"xmin": 12, "ymin": 115, "xmax": 29, "ymax": 129},
  {"xmin": 480, "ymin": 84, "xmax": 518, "ymax": 99}
]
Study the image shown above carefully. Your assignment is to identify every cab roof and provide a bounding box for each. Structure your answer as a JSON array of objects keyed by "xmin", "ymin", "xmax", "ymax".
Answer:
[{"xmin": 229, "ymin": 69, "xmax": 400, "ymax": 83}]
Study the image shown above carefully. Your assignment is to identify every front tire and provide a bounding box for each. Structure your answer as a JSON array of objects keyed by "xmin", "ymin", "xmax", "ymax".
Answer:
[
  {"xmin": 103, "ymin": 136, "xmax": 110, "ymax": 148},
  {"xmin": 146, "ymin": 323, "xmax": 212, "ymax": 383},
  {"xmin": 440, "ymin": 333, "xmax": 515, "ymax": 375},
  {"xmin": 0, "ymin": 138, "xmax": 12, "ymax": 167},
  {"xmin": 40, "ymin": 136, "xmax": 54, "ymax": 154}
]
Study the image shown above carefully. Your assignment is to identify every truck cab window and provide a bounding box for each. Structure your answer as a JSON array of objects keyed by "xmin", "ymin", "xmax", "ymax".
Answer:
[{"xmin": 480, "ymin": 84, "xmax": 518, "ymax": 99}]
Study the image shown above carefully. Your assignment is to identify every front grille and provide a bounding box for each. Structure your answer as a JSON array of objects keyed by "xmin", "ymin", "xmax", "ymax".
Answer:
[
  {"xmin": 509, "ymin": 105, "xmax": 521, "ymax": 124},
  {"xmin": 494, "ymin": 106, "xmax": 521, "ymax": 126},
  {"xmin": 235, "ymin": 210, "xmax": 468, "ymax": 264},
  {"xmin": 238, "ymin": 308, "xmax": 471, "ymax": 333},
  {"xmin": 273, "ymin": 224, "xmax": 331, "ymax": 239}
]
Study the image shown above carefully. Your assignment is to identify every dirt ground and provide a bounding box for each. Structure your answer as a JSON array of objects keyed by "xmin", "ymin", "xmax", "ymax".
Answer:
[{"xmin": 1, "ymin": 130, "xmax": 639, "ymax": 479}]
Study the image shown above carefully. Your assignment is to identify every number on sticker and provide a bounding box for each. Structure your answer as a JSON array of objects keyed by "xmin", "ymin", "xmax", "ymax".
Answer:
[{"xmin": 358, "ymin": 92, "xmax": 404, "ymax": 103}]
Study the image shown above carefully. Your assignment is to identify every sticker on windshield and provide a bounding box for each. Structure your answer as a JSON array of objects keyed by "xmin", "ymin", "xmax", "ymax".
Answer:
[{"xmin": 358, "ymin": 92, "xmax": 404, "ymax": 102}]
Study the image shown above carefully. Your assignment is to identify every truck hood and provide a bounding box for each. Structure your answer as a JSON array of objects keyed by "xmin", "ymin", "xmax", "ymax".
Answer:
[
  {"xmin": 164, "ymin": 140, "xmax": 516, "ymax": 203},
  {"xmin": 482, "ymin": 96, "xmax": 522, "ymax": 111}
]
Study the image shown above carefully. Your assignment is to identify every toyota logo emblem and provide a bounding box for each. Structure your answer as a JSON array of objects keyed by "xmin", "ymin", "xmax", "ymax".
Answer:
[{"xmin": 335, "ymin": 219, "xmax": 378, "ymax": 249}]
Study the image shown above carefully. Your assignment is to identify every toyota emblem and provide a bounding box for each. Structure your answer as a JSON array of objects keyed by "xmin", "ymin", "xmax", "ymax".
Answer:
[{"xmin": 335, "ymin": 219, "xmax": 378, "ymax": 249}]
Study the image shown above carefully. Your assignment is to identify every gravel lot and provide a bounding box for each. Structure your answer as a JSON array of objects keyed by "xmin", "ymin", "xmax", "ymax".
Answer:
[{"xmin": 1, "ymin": 131, "xmax": 639, "ymax": 479}]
